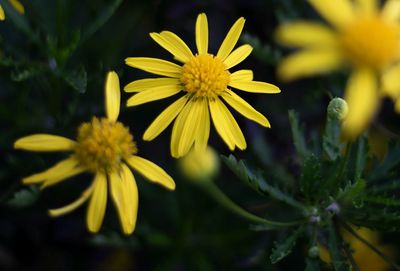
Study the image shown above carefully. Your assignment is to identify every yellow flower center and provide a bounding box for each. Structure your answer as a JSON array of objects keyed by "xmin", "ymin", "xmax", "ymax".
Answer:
[
  {"xmin": 181, "ymin": 54, "xmax": 230, "ymax": 98},
  {"xmin": 74, "ymin": 117, "xmax": 137, "ymax": 173},
  {"xmin": 340, "ymin": 17, "xmax": 398, "ymax": 69}
]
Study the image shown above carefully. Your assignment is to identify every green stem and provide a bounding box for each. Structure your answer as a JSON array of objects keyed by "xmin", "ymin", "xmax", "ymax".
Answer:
[{"xmin": 201, "ymin": 182, "xmax": 302, "ymax": 228}]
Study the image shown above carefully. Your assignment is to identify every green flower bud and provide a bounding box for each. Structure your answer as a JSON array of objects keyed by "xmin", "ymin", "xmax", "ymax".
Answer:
[
  {"xmin": 178, "ymin": 146, "xmax": 219, "ymax": 182},
  {"xmin": 308, "ymin": 246, "xmax": 320, "ymax": 258},
  {"xmin": 327, "ymin": 97, "xmax": 348, "ymax": 121}
]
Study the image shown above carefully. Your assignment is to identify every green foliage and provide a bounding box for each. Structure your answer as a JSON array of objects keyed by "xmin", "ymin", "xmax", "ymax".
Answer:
[{"xmin": 270, "ymin": 226, "xmax": 304, "ymax": 264}]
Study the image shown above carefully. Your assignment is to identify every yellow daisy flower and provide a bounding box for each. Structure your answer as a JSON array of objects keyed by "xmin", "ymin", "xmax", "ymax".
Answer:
[
  {"xmin": 14, "ymin": 71, "xmax": 176, "ymax": 234},
  {"xmin": 0, "ymin": 0, "xmax": 25, "ymax": 21},
  {"xmin": 125, "ymin": 13, "xmax": 281, "ymax": 158},
  {"xmin": 276, "ymin": 0, "xmax": 400, "ymax": 139}
]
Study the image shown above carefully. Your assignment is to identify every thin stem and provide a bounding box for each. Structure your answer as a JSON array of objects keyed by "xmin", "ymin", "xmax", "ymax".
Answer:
[
  {"xmin": 201, "ymin": 181, "xmax": 303, "ymax": 228},
  {"xmin": 342, "ymin": 222, "xmax": 400, "ymax": 271}
]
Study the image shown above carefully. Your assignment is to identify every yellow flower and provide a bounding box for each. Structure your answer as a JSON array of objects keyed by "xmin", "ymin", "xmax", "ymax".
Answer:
[
  {"xmin": 0, "ymin": 0, "xmax": 25, "ymax": 21},
  {"xmin": 320, "ymin": 227, "xmax": 395, "ymax": 271},
  {"xmin": 276, "ymin": 0, "xmax": 400, "ymax": 139},
  {"xmin": 125, "ymin": 13, "xmax": 281, "ymax": 158},
  {"xmin": 14, "ymin": 71, "xmax": 176, "ymax": 234}
]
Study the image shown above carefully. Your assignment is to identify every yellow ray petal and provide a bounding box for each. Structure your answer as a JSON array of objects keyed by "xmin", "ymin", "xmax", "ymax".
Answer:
[
  {"xmin": 48, "ymin": 183, "xmax": 95, "ymax": 217},
  {"xmin": 217, "ymin": 17, "xmax": 246, "ymax": 61},
  {"xmin": 125, "ymin": 57, "xmax": 182, "ymax": 78},
  {"xmin": 105, "ymin": 71, "xmax": 120, "ymax": 122},
  {"xmin": 86, "ymin": 172, "xmax": 107, "ymax": 233},
  {"xmin": 23, "ymin": 157, "xmax": 82, "ymax": 184},
  {"xmin": 230, "ymin": 70, "xmax": 254, "ymax": 82},
  {"xmin": 9, "ymin": 0, "xmax": 24, "ymax": 14},
  {"xmin": 0, "ymin": 5, "xmax": 5, "ymax": 21},
  {"xmin": 124, "ymin": 78, "xmax": 181, "ymax": 93},
  {"xmin": 176, "ymin": 98, "xmax": 204, "ymax": 156},
  {"xmin": 229, "ymin": 80, "xmax": 281, "ymax": 94},
  {"xmin": 126, "ymin": 85, "xmax": 182, "ymax": 107},
  {"xmin": 309, "ymin": 0, "xmax": 355, "ymax": 29},
  {"xmin": 275, "ymin": 21, "xmax": 338, "ymax": 48},
  {"xmin": 171, "ymin": 101, "xmax": 193, "ymax": 157},
  {"xmin": 223, "ymin": 44, "xmax": 253, "ymax": 69},
  {"xmin": 196, "ymin": 13, "xmax": 208, "ymax": 55},
  {"xmin": 14, "ymin": 134, "xmax": 76, "ymax": 152},
  {"xmin": 160, "ymin": 31, "xmax": 194, "ymax": 60},
  {"xmin": 110, "ymin": 165, "xmax": 138, "ymax": 235},
  {"xmin": 126, "ymin": 156, "xmax": 175, "ymax": 190},
  {"xmin": 382, "ymin": 0, "xmax": 400, "ymax": 23},
  {"xmin": 277, "ymin": 48, "xmax": 344, "ymax": 81},
  {"xmin": 194, "ymin": 98, "xmax": 210, "ymax": 152},
  {"xmin": 382, "ymin": 63, "xmax": 400, "ymax": 100},
  {"xmin": 143, "ymin": 96, "xmax": 188, "ymax": 141},
  {"xmin": 355, "ymin": 0, "xmax": 378, "ymax": 16},
  {"xmin": 221, "ymin": 89, "xmax": 271, "ymax": 128},
  {"xmin": 342, "ymin": 68, "xmax": 379, "ymax": 139},
  {"xmin": 150, "ymin": 32, "xmax": 192, "ymax": 63},
  {"xmin": 209, "ymin": 98, "xmax": 246, "ymax": 150}
]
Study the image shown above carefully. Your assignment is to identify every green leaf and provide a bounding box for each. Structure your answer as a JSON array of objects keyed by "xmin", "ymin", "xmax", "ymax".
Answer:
[
  {"xmin": 323, "ymin": 116, "xmax": 342, "ymax": 161},
  {"xmin": 368, "ymin": 144, "xmax": 400, "ymax": 181},
  {"xmin": 62, "ymin": 66, "xmax": 87, "ymax": 93},
  {"xmin": 288, "ymin": 110, "xmax": 309, "ymax": 159},
  {"xmin": 270, "ymin": 226, "xmax": 304, "ymax": 264},
  {"xmin": 6, "ymin": 186, "xmax": 39, "ymax": 208},
  {"xmin": 364, "ymin": 195, "xmax": 400, "ymax": 207},
  {"xmin": 240, "ymin": 33, "xmax": 281, "ymax": 65},
  {"xmin": 300, "ymin": 154, "xmax": 322, "ymax": 201},
  {"xmin": 327, "ymin": 222, "xmax": 351, "ymax": 271},
  {"xmin": 337, "ymin": 179, "xmax": 366, "ymax": 208},
  {"xmin": 221, "ymin": 155, "xmax": 305, "ymax": 211}
]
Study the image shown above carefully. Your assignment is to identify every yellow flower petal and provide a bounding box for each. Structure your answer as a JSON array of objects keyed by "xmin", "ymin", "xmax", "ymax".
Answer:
[
  {"xmin": 230, "ymin": 70, "xmax": 254, "ymax": 82},
  {"xmin": 381, "ymin": 0, "xmax": 400, "ymax": 23},
  {"xmin": 221, "ymin": 89, "xmax": 271, "ymax": 128},
  {"xmin": 126, "ymin": 85, "xmax": 182, "ymax": 107},
  {"xmin": 125, "ymin": 57, "xmax": 182, "ymax": 78},
  {"xmin": 150, "ymin": 32, "xmax": 192, "ymax": 63},
  {"xmin": 124, "ymin": 78, "xmax": 181, "ymax": 93},
  {"xmin": 110, "ymin": 165, "xmax": 138, "ymax": 235},
  {"xmin": 9, "ymin": 0, "xmax": 24, "ymax": 14},
  {"xmin": 275, "ymin": 21, "xmax": 338, "ymax": 48},
  {"xmin": 223, "ymin": 44, "xmax": 253, "ymax": 69},
  {"xmin": 277, "ymin": 48, "xmax": 344, "ymax": 81},
  {"xmin": 171, "ymin": 101, "xmax": 193, "ymax": 157},
  {"xmin": 14, "ymin": 134, "xmax": 76, "ymax": 152},
  {"xmin": 342, "ymin": 68, "xmax": 379, "ymax": 139},
  {"xmin": 229, "ymin": 80, "xmax": 281, "ymax": 94},
  {"xmin": 143, "ymin": 95, "xmax": 188, "ymax": 141},
  {"xmin": 160, "ymin": 31, "xmax": 194, "ymax": 60},
  {"xmin": 309, "ymin": 0, "xmax": 355, "ymax": 29},
  {"xmin": 86, "ymin": 172, "xmax": 107, "ymax": 233},
  {"xmin": 105, "ymin": 71, "xmax": 120, "ymax": 122},
  {"xmin": 126, "ymin": 155, "xmax": 175, "ymax": 190},
  {"xmin": 217, "ymin": 17, "xmax": 246, "ymax": 61},
  {"xmin": 382, "ymin": 63, "xmax": 400, "ymax": 100},
  {"xmin": 48, "ymin": 184, "xmax": 95, "ymax": 217},
  {"xmin": 196, "ymin": 13, "xmax": 208, "ymax": 55},
  {"xmin": 194, "ymin": 98, "xmax": 210, "ymax": 152},
  {"xmin": 355, "ymin": 0, "xmax": 378, "ymax": 16},
  {"xmin": 209, "ymin": 98, "xmax": 246, "ymax": 150},
  {"xmin": 0, "ymin": 5, "xmax": 4, "ymax": 21},
  {"xmin": 176, "ymin": 99, "xmax": 204, "ymax": 156},
  {"xmin": 23, "ymin": 157, "xmax": 82, "ymax": 185}
]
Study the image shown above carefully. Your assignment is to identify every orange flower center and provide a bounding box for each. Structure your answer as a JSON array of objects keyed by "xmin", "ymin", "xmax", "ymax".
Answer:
[
  {"xmin": 181, "ymin": 54, "xmax": 230, "ymax": 98},
  {"xmin": 74, "ymin": 117, "xmax": 137, "ymax": 173},
  {"xmin": 340, "ymin": 17, "xmax": 398, "ymax": 69}
]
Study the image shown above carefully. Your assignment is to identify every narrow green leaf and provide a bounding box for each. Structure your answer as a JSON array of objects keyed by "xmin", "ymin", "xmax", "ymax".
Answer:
[
  {"xmin": 368, "ymin": 144, "xmax": 400, "ymax": 181},
  {"xmin": 6, "ymin": 186, "xmax": 39, "ymax": 208},
  {"xmin": 288, "ymin": 110, "xmax": 309, "ymax": 159},
  {"xmin": 270, "ymin": 226, "xmax": 304, "ymax": 264},
  {"xmin": 323, "ymin": 116, "xmax": 342, "ymax": 161},
  {"xmin": 327, "ymin": 222, "xmax": 352, "ymax": 271},
  {"xmin": 300, "ymin": 154, "xmax": 321, "ymax": 201}
]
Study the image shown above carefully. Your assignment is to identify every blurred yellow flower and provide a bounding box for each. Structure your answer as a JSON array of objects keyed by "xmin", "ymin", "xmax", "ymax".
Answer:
[
  {"xmin": 14, "ymin": 71, "xmax": 175, "ymax": 234},
  {"xmin": 178, "ymin": 146, "xmax": 219, "ymax": 182},
  {"xmin": 320, "ymin": 227, "xmax": 396, "ymax": 271},
  {"xmin": 276, "ymin": 0, "xmax": 400, "ymax": 139},
  {"xmin": 0, "ymin": 0, "xmax": 25, "ymax": 21},
  {"xmin": 125, "ymin": 13, "xmax": 280, "ymax": 158}
]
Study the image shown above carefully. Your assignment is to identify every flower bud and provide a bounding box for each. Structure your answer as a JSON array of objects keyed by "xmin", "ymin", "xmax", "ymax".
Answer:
[
  {"xmin": 327, "ymin": 97, "xmax": 348, "ymax": 121},
  {"xmin": 308, "ymin": 246, "xmax": 320, "ymax": 258},
  {"xmin": 178, "ymin": 146, "xmax": 219, "ymax": 182}
]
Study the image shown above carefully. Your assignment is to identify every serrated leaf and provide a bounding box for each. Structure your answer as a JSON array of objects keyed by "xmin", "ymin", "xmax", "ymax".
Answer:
[
  {"xmin": 270, "ymin": 226, "xmax": 304, "ymax": 264},
  {"xmin": 288, "ymin": 110, "xmax": 309, "ymax": 160},
  {"xmin": 337, "ymin": 179, "xmax": 366, "ymax": 208},
  {"xmin": 301, "ymin": 154, "xmax": 322, "ymax": 201},
  {"xmin": 6, "ymin": 186, "xmax": 39, "ymax": 208}
]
